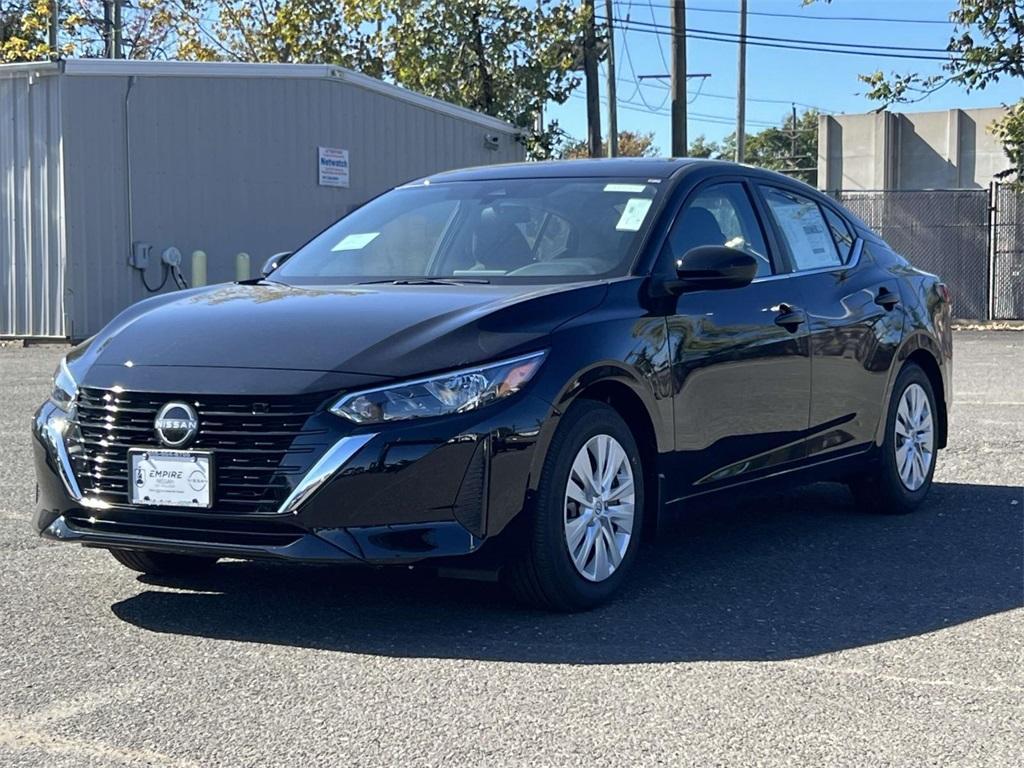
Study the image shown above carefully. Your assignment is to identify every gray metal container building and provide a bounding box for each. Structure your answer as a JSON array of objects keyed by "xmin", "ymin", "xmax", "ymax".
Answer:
[{"xmin": 1, "ymin": 59, "xmax": 524, "ymax": 340}]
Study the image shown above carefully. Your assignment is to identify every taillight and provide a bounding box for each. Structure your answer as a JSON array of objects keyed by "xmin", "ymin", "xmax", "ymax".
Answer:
[{"xmin": 937, "ymin": 283, "xmax": 952, "ymax": 303}]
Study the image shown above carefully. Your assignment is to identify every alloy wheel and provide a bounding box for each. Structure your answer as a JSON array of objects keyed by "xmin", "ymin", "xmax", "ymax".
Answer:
[
  {"xmin": 894, "ymin": 382, "xmax": 934, "ymax": 491},
  {"xmin": 563, "ymin": 434, "xmax": 636, "ymax": 582}
]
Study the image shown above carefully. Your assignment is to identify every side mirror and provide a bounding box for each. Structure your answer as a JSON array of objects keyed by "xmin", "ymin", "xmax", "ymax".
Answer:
[
  {"xmin": 667, "ymin": 245, "xmax": 758, "ymax": 293},
  {"xmin": 261, "ymin": 251, "xmax": 292, "ymax": 277}
]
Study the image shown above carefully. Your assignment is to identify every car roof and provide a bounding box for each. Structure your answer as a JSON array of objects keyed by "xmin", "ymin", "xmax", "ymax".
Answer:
[
  {"xmin": 424, "ymin": 157, "xmax": 697, "ymax": 182},
  {"xmin": 419, "ymin": 158, "xmax": 826, "ymax": 191}
]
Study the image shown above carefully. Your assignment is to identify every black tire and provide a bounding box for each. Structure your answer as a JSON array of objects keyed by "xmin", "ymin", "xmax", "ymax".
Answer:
[
  {"xmin": 849, "ymin": 362, "xmax": 938, "ymax": 515},
  {"xmin": 503, "ymin": 400, "xmax": 645, "ymax": 611},
  {"xmin": 108, "ymin": 548, "xmax": 218, "ymax": 576}
]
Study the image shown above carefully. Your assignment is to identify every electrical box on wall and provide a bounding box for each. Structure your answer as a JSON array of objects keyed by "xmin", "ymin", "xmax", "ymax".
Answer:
[
  {"xmin": 130, "ymin": 242, "xmax": 152, "ymax": 270},
  {"xmin": 161, "ymin": 247, "xmax": 182, "ymax": 267}
]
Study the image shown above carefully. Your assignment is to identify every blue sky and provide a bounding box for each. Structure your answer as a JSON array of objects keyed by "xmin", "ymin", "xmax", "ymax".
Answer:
[{"xmin": 548, "ymin": 0, "xmax": 1022, "ymax": 152}]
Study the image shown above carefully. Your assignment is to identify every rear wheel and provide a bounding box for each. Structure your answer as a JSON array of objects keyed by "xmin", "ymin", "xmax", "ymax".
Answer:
[
  {"xmin": 504, "ymin": 401, "xmax": 645, "ymax": 611},
  {"xmin": 108, "ymin": 548, "xmax": 218, "ymax": 576},
  {"xmin": 849, "ymin": 362, "xmax": 938, "ymax": 514}
]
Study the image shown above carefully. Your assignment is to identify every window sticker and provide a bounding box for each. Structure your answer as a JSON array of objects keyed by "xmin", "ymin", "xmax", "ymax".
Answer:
[
  {"xmin": 615, "ymin": 198, "xmax": 654, "ymax": 231},
  {"xmin": 331, "ymin": 232, "xmax": 380, "ymax": 251},
  {"xmin": 604, "ymin": 183, "xmax": 648, "ymax": 193},
  {"xmin": 772, "ymin": 200, "xmax": 836, "ymax": 268}
]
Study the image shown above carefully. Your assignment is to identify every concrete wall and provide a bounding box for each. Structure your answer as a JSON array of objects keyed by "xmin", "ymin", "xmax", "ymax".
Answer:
[{"xmin": 818, "ymin": 106, "xmax": 1010, "ymax": 191}]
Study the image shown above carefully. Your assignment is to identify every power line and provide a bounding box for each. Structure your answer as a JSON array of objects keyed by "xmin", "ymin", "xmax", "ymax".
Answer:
[
  {"xmin": 643, "ymin": 1, "xmax": 670, "ymax": 72},
  {"xmin": 572, "ymin": 90, "xmax": 817, "ymax": 132},
  {"xmin": 617, "ymin": 5, "xmax": 671, "ymax": 112},
  {"xmin": 653, "ymin": 2, "xmax": 953, "ymax": 25},
  {"xmin": 698, "ymin": 90, "xmax": 836, "ymax": 113},
  {"xmin": 627, "ymin": 70, "xmax": 836, "ymax": 113},
  {"xmin": 604, "ymin": 17, "xmax": 961, "ymax": 62},
  {"xmin": 609, "ymin": 15, "xmax": 952, "ymax": 54}
]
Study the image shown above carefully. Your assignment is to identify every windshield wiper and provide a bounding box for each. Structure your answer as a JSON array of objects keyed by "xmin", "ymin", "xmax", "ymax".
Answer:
[{"xmin": 356, "ymin": 277, "xmax": 490, "ymax": 286}]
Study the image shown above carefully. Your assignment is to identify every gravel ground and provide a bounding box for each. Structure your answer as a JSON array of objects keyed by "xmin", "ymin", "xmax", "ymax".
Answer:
[{"xmin": 1, "ymin": 332, "xmax": 1021, "ymax": 767}]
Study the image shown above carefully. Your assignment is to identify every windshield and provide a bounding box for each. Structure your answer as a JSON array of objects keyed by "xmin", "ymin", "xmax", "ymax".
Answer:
[{"xmin": 273, "ymin": 177, "xmax": 665, "ymax": 284}]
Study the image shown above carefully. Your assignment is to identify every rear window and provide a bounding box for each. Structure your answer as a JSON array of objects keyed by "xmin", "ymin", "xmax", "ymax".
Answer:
[{"xmin": 822, "ymin": 206, "xmax": 856, "ymax": 263}]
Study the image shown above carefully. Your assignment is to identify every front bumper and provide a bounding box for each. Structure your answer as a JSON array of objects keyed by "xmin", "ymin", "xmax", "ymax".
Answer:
[{"xmin": 33, "ymin": 391, "xmax": 556, "ymax": 565}]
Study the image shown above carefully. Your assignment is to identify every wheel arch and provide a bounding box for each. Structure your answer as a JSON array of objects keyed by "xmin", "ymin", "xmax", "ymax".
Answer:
[
  {"xmin": 562, "ymin": 372, "xmax": 667, "ymax": 540},
  {"xmin": 894, "ymin": 333, "xmax": 948, "ymax": 449}
]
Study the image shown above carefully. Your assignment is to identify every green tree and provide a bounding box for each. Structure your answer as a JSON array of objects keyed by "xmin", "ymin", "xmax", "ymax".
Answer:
[
  {"xmin": 688, "ymin": 110, "xmax": 820, "ymax": 185},
  {"xmin": 810, "ymin": 0, "xmax": 1023, "ymax": 179},
  {"xmin": 741, "ymin": 109, "xmax": 819, "ymax": 185},
  {"xmin": 1, "ymin": 1, "xmax": 206, "ymax": 62},
  {"xmin": 0, "ymin": 0, "xmax": 89, "ymax": 62},
  {"xmin": 152, "ymin": 0, "xmax": 365, "ymax": 63},
  {"xmin": 150, "ymin": 1, "xmax": 586, "ymax": 158},
  {"xmin": 3, "ymin": 1, "xmax": 588, "ymax": 159},
  {"xmin": 687, "ymin": 134, "xmax": 725, "ymax": 159},
  {"xmin": 560, "ymin": 129, "xmax": 659, "ymax": 159},
  {"xmin": 346, "ymin": 1, "xmax": 586, "ymax": 158}
]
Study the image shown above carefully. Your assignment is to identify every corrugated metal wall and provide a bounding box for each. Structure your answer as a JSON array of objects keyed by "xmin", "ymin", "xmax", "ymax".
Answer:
[
  {"xmin": 0, "ymin": 70, "xmax": 66, "ymax": 337},
  {"xmin": 60, "ymin": 71, "xmax": 523, "ymax": 339}
]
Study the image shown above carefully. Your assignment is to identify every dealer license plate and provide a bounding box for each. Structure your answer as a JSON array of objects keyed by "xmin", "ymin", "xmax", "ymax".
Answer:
[{"xmin": 129, "ymin": 448, "xmax": 214, "ymax": 508}]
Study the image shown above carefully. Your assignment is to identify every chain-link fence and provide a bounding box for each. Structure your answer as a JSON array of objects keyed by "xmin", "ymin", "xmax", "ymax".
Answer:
[
  {"xmin": 831, "ymin": 189, "xmax": 995, "ymax": 320},
  {"xmin": 993, "ymin": 186, "xmax": 1024, "ymax": 320}
]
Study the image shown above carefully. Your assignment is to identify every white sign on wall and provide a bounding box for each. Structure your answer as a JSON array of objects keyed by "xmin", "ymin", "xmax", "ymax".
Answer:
[{"xmin": 318, "ymin": 147, "xmax": 350, "ymax": 188}]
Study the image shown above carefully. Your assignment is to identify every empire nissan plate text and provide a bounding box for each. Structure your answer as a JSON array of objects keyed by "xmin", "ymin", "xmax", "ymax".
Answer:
[{"xmin": 33, "ymin": 159, "xmax": 952, "ymax": 610}]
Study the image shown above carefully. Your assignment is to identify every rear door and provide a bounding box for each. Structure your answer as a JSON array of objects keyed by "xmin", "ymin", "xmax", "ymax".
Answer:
[
  {"xmin": 662, "ymin": 179, "xmax": 812, "ymax": 497},
  {"xmin": 755, "ymin": 185, "xmax": 904, "ymax": 460}
]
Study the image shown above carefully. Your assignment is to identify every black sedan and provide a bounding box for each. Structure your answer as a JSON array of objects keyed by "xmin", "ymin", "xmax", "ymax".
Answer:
[{"xmin": 32, "ymin": 159, "xmax": 952, "ymax": 610}]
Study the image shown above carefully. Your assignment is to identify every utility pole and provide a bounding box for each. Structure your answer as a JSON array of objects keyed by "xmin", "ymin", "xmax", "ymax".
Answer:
[
  {"xmin": 48, "ymin": 0, "xmax": 58, "ymax": 56},
  {"xmin": 534, "ymin": 0, "xmax": 544, "ymax": 142},
  {"xmin": 736, "ymin": 0, "xmax": 747, "ymax": 163},
  {"xmin": 102, "ymin": 0, "xmax": 113, "ymax": 58},
  {"xmin": 790, "ymin": 103, "xmax": 798, "ymax": 173},
  {"xmin": 113, "ymin": 0, "xmax": 124, "ymax": 59},
  {"xmin": 670, "ymin": 0, "xmax": 687, "ymax": 157},
  {"xmin": 605, "ymin": 0, "xmax": 618, "ymax": 157},
  {"xmin": 583, "ymin": 0, "xmax": 602, "ymax": 157}
]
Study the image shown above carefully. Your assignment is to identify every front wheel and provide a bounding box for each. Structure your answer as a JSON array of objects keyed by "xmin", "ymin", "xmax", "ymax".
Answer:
[
  {"xmin": 504, "ymin": 401, "xmax": 645, "ymax": 611},
  {"xmin": 849, "ymin": 362, "xmax": 938, "ymax": 514}
]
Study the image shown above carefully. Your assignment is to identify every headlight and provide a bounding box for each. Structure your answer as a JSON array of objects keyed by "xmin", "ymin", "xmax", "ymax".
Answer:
[
  {"xmin": 331, "ymin": 351, "xmax": 547, "ymax": 424},
  {"xmin": 50, "ymin": 357, "xmax": 78, "ymax": 411}
]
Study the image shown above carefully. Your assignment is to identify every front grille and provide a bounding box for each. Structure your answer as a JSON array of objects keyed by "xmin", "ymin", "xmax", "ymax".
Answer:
[{"xmin": 67, "ymin": 387, "xmax": 333, "ymax": 514}]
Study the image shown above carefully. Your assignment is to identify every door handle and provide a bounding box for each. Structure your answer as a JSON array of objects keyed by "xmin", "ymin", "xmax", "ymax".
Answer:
[
  {"xmin": 773, "ymin": 303, "xmax": 806, "ymax": 332},
  {"xmin": 874, "ymin": 288, "xmax": 900, "ymax": 310}
]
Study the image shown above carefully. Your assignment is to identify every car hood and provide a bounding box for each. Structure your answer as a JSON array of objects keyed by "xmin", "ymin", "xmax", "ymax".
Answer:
[{"xmin": 82, "ymin": 280, "xmax": 608, "ymax": 378}]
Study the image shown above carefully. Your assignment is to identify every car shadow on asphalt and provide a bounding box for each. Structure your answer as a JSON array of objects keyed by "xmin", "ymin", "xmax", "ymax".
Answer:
[{"xmin": 110, "ymin": 481, "xmax": 1023, "ymax": 663}]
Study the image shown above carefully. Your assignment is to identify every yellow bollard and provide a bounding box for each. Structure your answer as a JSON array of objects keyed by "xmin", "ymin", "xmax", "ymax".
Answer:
[
  {"xmin": 191, "ymin": 250, "xmax": 207, "ymax": 287},
  {"xmin": 235, "ymin": 252, "xmax": 250, "ymax": 282}
]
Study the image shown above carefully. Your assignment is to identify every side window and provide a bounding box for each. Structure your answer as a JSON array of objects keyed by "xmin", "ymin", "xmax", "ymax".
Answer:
[
  {"xmin": 822, "ymin": 206, "xmax": 856, "ymax": 263},
  {"xmin": 660, "ymin": 182, "xmax": 772, "ymax": 278},
  {"xmin": 761, "ymin": 186, "xmax": 842, "ymax": 271}
]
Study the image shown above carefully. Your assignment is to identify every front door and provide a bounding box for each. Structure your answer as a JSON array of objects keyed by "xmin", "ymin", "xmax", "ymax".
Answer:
[{"xmin": 661, "ymin": 180, "xmax": 812, "ymax": 499}]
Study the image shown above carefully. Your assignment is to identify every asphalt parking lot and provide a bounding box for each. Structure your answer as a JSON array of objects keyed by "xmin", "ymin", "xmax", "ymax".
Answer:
[{"xmin": 1, "ymin": 331, "xmax": 1021, "ymax": 767}]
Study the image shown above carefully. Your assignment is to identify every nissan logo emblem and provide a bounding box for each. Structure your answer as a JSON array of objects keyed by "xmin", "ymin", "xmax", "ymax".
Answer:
[{"xmin": 154, "ymin": 402, "xmax": 199, "ymax": 448}]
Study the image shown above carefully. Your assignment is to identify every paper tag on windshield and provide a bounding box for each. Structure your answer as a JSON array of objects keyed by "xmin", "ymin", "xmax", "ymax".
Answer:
[
  {"xmin": 604, "ymin": 183, "xmax": 648, "ymax": 193},
  {"xmin": 331, "ymin": 232, "xmax": 380, "ymax": 251},
  {"xmin": 615, "ymin": 198, "xmax": 653, "ymax": 231}
]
